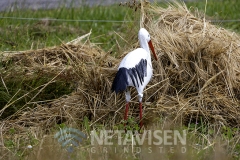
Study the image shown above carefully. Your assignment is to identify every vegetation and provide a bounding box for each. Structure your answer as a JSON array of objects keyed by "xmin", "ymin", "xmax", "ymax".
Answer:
[
  {"xmin": 0, "ymin": 0, "xmax": 239, "ymax": 52},
  {"xmin": 0, "ymin": 4, "xmax": 136, "ymax": 52},
  {"xmin": 186, "ymin": 0, "xmax": 240, "ymax": 32},
  {"xmin": 0, "ymin": 0, "xmax": 240, "ymax": 159}
]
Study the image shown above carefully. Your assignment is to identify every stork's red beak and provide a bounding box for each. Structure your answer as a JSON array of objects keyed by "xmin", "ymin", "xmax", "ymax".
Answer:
[{"xmin": 148, "ymin": 40, "xmax": 158, "ymax": 61}]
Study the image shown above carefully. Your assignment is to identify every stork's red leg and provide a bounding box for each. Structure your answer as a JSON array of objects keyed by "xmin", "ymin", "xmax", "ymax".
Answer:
[
  {"xmin": 139, "ymin": 102, "xmax": 143, "ymax": 128},
  {"xmin": 124, "ymin": 102, "xmax": 129, "ymax": 126}
]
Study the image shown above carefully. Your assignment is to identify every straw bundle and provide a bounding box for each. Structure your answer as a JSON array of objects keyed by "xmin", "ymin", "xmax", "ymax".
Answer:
[
  {"xmin": 0, "ymin": 38, "xmax": 122, "ymax": 134},
  {"xmin": 143, "ymin": 2, "xmax": 240, "ymax": 125}
]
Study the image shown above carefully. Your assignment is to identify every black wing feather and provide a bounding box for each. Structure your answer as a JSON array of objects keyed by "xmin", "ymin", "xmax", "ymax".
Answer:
[
  {"xmin": 127, "ymin": 58, "xmax": 147, "ymax": 88},
  {"xmin": 111, "ymin": 68, "xmax": 129, "ymax": 93},
  {"xmin": 128, "ymin": 69, "xmax": 137, "ymax": 87},
  {"xmin": 131, "ymin": 68, "xmax": 139, "ymax": 87}
]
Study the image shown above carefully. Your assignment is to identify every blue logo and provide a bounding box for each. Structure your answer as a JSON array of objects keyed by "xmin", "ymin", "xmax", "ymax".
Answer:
[{"xmin": 54, "ymin": 127, "xmax": 87, "ymax": 152}]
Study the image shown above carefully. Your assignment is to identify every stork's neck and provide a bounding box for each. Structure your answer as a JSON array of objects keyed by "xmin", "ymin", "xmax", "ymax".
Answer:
[{"xmin": 139, "ymin": 36, "xmax": 150, "ymax": 54}]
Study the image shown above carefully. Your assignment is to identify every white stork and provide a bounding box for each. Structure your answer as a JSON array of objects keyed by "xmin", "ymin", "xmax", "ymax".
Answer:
[{"xmin": 111, "ymin": 28, "xmax": 157, "ymax": 129}]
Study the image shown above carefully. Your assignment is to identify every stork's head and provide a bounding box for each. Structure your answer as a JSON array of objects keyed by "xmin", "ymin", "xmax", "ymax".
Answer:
[{"xmin": 138, "ymin": 28, "xmax": 158, "ymax": 61}]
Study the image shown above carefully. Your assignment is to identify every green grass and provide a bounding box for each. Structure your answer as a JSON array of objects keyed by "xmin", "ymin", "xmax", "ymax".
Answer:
[
  {"xmin": 186, "ymin": 0, "xmax": 240, "ymax": 32},
  {"xmin": 0, "ymin": 0, "xmax": 239, "ymax": 52},
  {"xmin": 0, "ymin": 5, "xmax": 136, "ymax": 52}
]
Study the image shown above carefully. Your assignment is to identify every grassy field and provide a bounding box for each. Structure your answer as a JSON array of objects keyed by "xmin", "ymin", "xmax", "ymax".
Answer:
[
  {"xmin": 0, "ymin": 0, "xmax": 240, "ymax": 159},
  {"xmin": 0, "ymin": 4, "xmax": 136, "ymax": 52},
  {"xmin": 0, "ymin": 0, "xmax": 240, "ymax": 52},
  {"xmin": 186, "ymin": 0, "xmax": 240, "ymax": 32}
]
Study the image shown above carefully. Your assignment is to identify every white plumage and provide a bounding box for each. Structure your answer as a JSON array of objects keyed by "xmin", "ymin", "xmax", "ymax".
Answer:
[{"xmin": 118, "ymin": 48, "xmax": 153, "ymax": 101}]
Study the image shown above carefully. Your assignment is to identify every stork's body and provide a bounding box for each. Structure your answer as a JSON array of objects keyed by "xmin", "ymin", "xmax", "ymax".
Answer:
[{"xmin": 111, "ymin": 28, "xmax": 157, "ymax": 129}]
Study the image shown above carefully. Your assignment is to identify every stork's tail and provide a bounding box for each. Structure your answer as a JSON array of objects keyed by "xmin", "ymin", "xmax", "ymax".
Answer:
[{"xmin": 111, "ymin": 68, "xmax": 129, "ymax": 93}]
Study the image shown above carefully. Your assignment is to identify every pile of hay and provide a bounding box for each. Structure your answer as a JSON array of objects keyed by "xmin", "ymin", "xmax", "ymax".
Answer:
[
  {"xmin": 144, "ymin": 2, "xmax": 240, "ymax": 125},
  {"xmin": 0, "ymin": 35, "xmax": 122, "ymax": 134},
  {"xmin": 1, "ymin": 1, "xmax": 240, "ymax": 141}
]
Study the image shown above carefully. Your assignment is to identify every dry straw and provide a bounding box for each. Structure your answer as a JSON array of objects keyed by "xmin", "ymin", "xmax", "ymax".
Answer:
[
  {"xmin": 0, "ymin": 1, "xmax": 240, "ymax": 143},
  {"xmin": 142, "ymin": 1, "xmax": 240, "ymax": 127}
]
